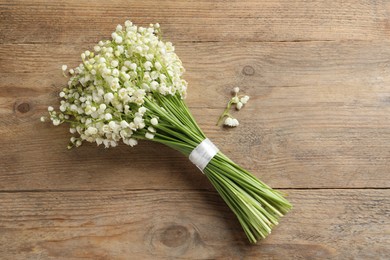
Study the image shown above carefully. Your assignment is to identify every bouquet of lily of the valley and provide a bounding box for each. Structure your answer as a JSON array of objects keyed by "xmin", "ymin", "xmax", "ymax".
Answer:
[{"xmin": 44, "ymin": 21, "xmax": 291, "ymax": 243}]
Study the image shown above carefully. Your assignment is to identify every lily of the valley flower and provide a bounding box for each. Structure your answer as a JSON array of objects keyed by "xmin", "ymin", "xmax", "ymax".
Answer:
[
  {"xmin": 46, "ymin": 21, "xmax": 187, "ymax": 148},
  {"xmin": 218, "ymin": 87, "xmax": 250, "ymax": 127}
]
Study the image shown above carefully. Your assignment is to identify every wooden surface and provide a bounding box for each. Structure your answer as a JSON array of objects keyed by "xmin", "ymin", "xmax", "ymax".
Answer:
[{"xmin": 0, "ymin": 0, "xmax": 389, "ymax": 259}]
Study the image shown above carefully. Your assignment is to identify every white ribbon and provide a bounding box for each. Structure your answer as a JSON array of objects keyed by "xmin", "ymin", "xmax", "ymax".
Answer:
[{"xmin": 189, "ymin": 138, "xmax": 219, "ymax": 172}]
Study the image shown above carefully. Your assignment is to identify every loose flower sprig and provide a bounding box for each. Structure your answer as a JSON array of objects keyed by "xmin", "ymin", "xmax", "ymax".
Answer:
[
  {"xmin": 217, "ymin": 87, "xmax": 250, "ymax": 127},
  {"xmin": 43, "ymin": 21, "xmax": 291, "ymax": 243}
]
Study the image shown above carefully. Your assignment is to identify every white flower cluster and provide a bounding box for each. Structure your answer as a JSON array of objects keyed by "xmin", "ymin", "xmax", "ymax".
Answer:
[
  {"xmin": 46, "ymin": 21, "xmax": 187, "ymax": 148},
  {"xmin": 218, "ymin": 87, "xmax": 250, "ymax": 127},
  {"xmin": 224, "ymin": 117, "xmax": 240, "ymax": 127},
  {"xmin": 231, "ymin": 87, "xmax": 250, "ymax": 111}
]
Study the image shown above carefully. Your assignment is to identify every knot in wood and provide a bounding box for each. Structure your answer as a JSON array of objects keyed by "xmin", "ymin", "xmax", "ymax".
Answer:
[
  {"xmin": 17, "ymin": 102, "xmax": 31, "ymax": 113},
  {"xmin": 160, "ymin": 224, "xmax": 190, "ymax": 248},
  {"xmin": 242, "ymin": 65, "xmax": 255, "ymax": 76}
]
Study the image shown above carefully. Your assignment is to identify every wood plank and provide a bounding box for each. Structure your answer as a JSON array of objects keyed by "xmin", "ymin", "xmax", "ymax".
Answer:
[
  {"xmin": 1, "ymin": 0, "xmax": 390, "ymax": 43},
  {"xmin": 2, "ymin": 41, "xmax": 390, "ymax": 106},
  {"xmin": 0, "ymin": 41, "xmax": 389, "ymax": 190},
  {"xmin": 0, "ymin": 189, "xmax": 388, "ymax": 259},
  {"xmin": 0, "ymin": 106, "xmax": 389, "ymax": 190}
]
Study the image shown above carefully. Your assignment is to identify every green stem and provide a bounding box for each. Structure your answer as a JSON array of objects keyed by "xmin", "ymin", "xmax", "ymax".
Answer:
[
  {"xmin": 143, "ymin": 93, "xmax": 292, "ymax": 243},
  {"xmin": 217, "ymin": 99, "xmax": 234, "ymax": 126}
]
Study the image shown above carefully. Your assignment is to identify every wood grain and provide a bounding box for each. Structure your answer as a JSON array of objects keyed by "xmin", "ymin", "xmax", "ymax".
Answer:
[
  {"xmin": 1, "ymin": 0, "xmax": 390, "ymax": 258},
  {"xmin": 1, "ymin": 0, "xmax": 390, "ymax": 44},
  {"xmin": 0, "ymin": 189, "xmax": 389, "ymax": 259}
]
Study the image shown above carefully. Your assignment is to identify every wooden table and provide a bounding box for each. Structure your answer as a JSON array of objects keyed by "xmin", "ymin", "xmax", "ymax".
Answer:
[{"xmin": 1, "ymin": 1, "xmax": 389, "ymax": 259}]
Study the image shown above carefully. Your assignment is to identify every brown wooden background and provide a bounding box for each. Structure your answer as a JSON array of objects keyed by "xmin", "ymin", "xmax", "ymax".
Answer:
[{"xmin": 1, "ymin": 0, "xmax": 389, "ymax": 259}]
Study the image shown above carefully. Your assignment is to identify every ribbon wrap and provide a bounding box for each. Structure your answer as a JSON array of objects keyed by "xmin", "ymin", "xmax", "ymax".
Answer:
[{"xmin": 189, "ymin": 138, "xmax": 219, "ymax": 172}]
